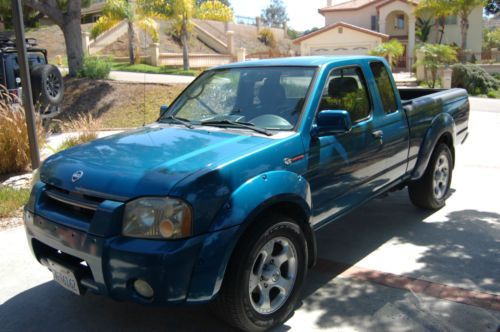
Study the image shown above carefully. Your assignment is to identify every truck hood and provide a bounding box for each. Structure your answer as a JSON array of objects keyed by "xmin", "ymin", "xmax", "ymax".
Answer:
[{"xmin": 40, "ymin": 125, "xmax": 271, "ymax": 200}]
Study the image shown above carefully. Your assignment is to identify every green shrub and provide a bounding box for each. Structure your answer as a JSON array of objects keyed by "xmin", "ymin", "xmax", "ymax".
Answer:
[
  {"xmin": 0, "ymin": 186, "xmax": 30, "ymax": 218},
  {"xmin": 416, "ymin": 43, "xmax": 457, "ymax": 88},
  {"xmin": 258, "ymin": 28, "xmax": 276, "ymax": 48},
  {"xmin": 369, "ymin": 39, "xmax": 405, "ymax": 68},
  {"xmin": 451, "ymin": 64, "xmax": 500, "ymax": 95},
  {"xmin": 78, "ymin": 56, "xmax": 112, "ymax": 79}
]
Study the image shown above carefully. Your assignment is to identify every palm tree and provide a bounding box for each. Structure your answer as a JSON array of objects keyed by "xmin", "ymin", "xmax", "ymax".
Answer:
[
  {"xmin": 368, "ymin": 39, "xmax": 405, "ymax": 69},
  {"xmin": 448, "ymin": 0, "xmax": 485, "ymax": 52},
  {"xmin": 415, "ymin": 0, "xmax": 452, "ymax": 44},
  {"xmin": 91, "ymin": 0, "xmax": 159, "ymax": 64},
  {"xmin": 172, "ymin": 0, "xmax": 195, "ymax": 70}
]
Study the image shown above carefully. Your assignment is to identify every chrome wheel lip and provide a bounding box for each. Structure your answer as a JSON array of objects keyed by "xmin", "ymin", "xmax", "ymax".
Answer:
[
  {"xmin": 433, "ymin": 152, "xmax": 450, "ymax": 200},
  {"xmin": 249, "ymin": 236, "xmax": 298, "ymax": 315}
]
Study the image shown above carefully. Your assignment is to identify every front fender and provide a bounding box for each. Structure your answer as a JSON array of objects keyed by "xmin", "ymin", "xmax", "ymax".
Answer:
[
  {"xmin": 411, "ymin": 112, "xmax": 456, "ymax": 180},
  {"xmin": 186, "ymin": 170, "xmax": 311, "ymax": 303}
]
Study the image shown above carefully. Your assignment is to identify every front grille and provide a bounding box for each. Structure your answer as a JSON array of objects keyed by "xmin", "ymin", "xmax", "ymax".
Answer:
[{"xmin": 43, "ymin": 185, "xmax": 105, "ymax": 222}]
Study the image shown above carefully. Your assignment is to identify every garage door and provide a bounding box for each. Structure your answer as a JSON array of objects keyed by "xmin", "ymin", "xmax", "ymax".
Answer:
[{"xmin": 310, "ymin": 45, "xmax": 370, "ymax": 55}]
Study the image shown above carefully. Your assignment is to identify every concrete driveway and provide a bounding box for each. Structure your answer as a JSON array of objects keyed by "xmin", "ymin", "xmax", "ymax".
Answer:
[{"xmin": 1, "ymin": 98, "xmax": 499, "ymax": 331}]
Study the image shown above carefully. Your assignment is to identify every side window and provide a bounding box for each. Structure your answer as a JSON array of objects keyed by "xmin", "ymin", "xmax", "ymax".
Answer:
[
  {"xmin": 319, "ymin": 66, "xmax": 371, "ymax": 123},
  {"xmin": 370, "ymin": 62, "xmax": 398, "ymax": 114}
]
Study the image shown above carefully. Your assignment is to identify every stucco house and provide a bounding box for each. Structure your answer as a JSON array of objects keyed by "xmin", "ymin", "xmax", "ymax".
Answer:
[{"xmin": 294, "ymin": 0, "xmax": 484, "ymax": 71}]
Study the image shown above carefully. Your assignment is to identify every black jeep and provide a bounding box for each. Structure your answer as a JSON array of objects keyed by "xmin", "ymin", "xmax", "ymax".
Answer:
[{"xmin": 0, "ymin": 37, "xmax": 64, "ymax": 122}]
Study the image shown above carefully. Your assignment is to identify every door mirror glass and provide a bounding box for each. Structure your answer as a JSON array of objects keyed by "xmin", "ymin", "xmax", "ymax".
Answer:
[
  {"xmin": 159, "ymin": 105, "xmax": 169, "ymax": 118},
  {"xmin": 311, "ymin": 110, "xmax": 352, "ymax": 137}
]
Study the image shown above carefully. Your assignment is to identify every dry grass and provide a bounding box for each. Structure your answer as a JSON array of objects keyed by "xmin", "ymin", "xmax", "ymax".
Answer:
[
  {"xmin": 0, "ymin": 87, "xmax": 45, "ymax": 175},
  {"xmin": 57, "ymin": 113, "xmax": 100, "ymax": 151}
]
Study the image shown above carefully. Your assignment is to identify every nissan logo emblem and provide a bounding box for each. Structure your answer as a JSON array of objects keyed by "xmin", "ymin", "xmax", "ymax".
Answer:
[{"xmin": 71, "ymin": 170, "xmax": 84, "ymax": 183}]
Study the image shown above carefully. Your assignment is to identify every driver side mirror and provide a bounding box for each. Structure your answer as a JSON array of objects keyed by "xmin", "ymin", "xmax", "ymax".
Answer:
[
  {"xmin": 159, "ymin": 105, "xmax": 169, "ymax": 117},
  {"xmin": 311, "ymin": 110, "xmax": 352, "ymax": 137}
]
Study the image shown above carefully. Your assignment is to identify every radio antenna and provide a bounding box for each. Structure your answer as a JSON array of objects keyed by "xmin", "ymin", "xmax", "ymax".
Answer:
[{"xmin": 143, "ymin": 71, "xmax": 146, "ymax": 126}]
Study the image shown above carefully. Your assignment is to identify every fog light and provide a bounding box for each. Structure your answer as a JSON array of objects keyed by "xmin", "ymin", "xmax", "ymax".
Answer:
[{"xmin": 133, "ymin": 279, "xmax": 154, "ymax": 299}]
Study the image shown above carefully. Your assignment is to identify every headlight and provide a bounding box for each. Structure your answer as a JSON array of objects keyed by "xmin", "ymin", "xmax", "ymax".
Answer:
[{"xmin": 122, "ymin": 197, "xmax": 192, "ymax": 239}]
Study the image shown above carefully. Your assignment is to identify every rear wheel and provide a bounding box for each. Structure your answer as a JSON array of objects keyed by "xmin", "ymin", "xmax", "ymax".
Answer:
[
  {"xmin": 211, "ymin": 214, "xmax": 307, "ymax": 331},
  {"xmin": 408, "ymin": 143, "xmax": 453, "ymax": 210}
]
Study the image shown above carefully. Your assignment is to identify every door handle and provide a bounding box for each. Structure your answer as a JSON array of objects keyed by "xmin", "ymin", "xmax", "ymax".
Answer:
[{"xmin": 372, "ymin": 130, "xmax": 384, "ymax": 144}]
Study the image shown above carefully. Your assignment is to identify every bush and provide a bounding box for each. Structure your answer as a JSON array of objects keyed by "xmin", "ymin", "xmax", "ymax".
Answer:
[
  {"xmin": 416, "ymin": 43, "xmax": 457, "ymax": 88},
  {"xmin": 0, "ymin": 186, "xmax": 30, "ymax": 218},
  {"xmin": 369, "ymin": 39, "xmax": 405, "ymax": 68},
  {"xmin": 78, "ymin": 56, "xmax": 112, "ymax": 79},
  {"xmin": 0, "ymin": 88, "xmax": 45, "ymax": 175},
  {"xmin": 258, "ymin": 28, "xmax": 276, "ymax": 48},
  {"xmin": 451, "ymin": 64, "xmax": 500, "ymax": 95}
]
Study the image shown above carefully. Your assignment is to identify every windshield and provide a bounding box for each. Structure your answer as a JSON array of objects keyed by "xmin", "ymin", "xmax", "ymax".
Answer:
[{"xmin": 162, "ymin": 66, "xmax": 316, "ymax": 131}]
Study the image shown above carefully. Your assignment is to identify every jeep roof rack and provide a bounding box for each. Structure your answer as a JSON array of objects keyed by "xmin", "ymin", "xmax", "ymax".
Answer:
[{"xmin": 0, "ymin": 37, "xmax": 38, "ymax": 49}]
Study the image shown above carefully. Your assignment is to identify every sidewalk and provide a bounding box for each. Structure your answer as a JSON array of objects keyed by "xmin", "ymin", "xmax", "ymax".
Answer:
[
  {"xmin": 58, "ymin": 67, "xmax": 195, "ymax": 84},
  {"xmin": 109, "ymin": 71, "xmax": 195, "ymax": 84}
]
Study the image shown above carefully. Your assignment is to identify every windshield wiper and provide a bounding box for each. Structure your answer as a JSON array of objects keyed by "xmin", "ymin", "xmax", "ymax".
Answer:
[
  {"xmin": 201, "ymin": 119, "xmax": 273, "ymax": 136},
  {"xmin": 160, "ymin": 115, "xmax": 194, "ymax": 129}
]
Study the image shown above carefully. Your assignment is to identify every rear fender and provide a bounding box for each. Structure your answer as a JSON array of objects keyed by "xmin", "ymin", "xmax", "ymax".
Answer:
[{"xmin": 411, "ymin": 113, "xmax": 455, "ymax": 180}]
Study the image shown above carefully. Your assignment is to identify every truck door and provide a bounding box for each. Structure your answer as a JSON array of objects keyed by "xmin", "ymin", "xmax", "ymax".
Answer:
[
  {"xmin": 368, "ymin": 61, "xmax": 410, "ymax": 187},
  {"xmin": 305, "ymin": 66, "xmax": 387, "ymax": 226}
]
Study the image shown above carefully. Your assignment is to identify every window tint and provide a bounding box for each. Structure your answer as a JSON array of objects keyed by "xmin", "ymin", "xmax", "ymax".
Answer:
[
  {"xmin": 370, "ymin": 62, "xmax": 398, "ymax": 114},
  {"xmin": 319, "ymin": 67, "xmax": 371, "ymax": 123}
]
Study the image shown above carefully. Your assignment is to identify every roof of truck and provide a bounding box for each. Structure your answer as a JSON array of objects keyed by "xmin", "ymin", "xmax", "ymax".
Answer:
[{"xmin": 213, "ymin": 55, "xmax": 385, "ymax": 69}]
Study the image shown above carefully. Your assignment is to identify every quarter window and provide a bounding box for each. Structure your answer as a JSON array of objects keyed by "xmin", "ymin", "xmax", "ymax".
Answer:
[
  {"xmin": 370, "ymin": 62, "xmax": 398, "ymax": 114},
  {"xmin": 319, "ymin": 67, "xmax": 371, "ymax": 123}
]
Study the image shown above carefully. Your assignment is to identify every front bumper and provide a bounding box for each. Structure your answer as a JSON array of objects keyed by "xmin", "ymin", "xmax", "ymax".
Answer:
[{"xmin": 24, "ymin": 211, "xmax": 227, "ymax": 305}]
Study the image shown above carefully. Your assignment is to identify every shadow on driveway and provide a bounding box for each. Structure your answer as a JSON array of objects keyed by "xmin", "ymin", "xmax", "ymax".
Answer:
[{"xmin": 1, "ymin": 190, "xmax": 498, "ymax": 331}]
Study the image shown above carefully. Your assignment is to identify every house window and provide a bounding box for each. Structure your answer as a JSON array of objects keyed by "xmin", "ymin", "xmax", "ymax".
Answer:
[
  {"xmin": 394, "ymin": 14, "xmax": 405, "ymax": 30},
  {"xmin": 371, "ymin": 15, "xmax": 377, "ymax": 31},
  {"xmin": 338, "ymin": 27, "xmax": 343, "ymax": 34}
]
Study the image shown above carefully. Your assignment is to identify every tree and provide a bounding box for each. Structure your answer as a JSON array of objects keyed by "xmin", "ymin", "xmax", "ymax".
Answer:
[
  {"xmin": 173, "ymin": 0, "xmax": 195, "ymax": 70},
  {"xmin": 368, "ymin": 39, "xmax": 405, "ymax": 69},
  {"xmin": 415, "ymin": 0, "xmax": 453, "ymax": 44},
  {"xmin": 261, "ymin": 0, "xmax": 288, "ymax": 28},
  {"xmin": 416, "ymin": 17, "xmax": 432, "ymax": 43},
  {"xmin": 448, "ymin": 0, "xmax": 485, "ymax": 53},
  {"xmin": 196, "ymin": 0, "xmax": 230, "ymax": 7},
  {"xmin": 91, "ymin": 0, "xmax": 160, "ymax": 64},
  {"xmin": 416, "ymin": 43, "xmax": 457, "ymax": 88},
  {"xmin": 0, "ymin": 1, "xmax": 43, "ymax": 30},
  {"xmin": 197, "ymin": 0, "xmax": 233, "ymax": 22},
  {"xmin": 23, "ymin": 0, "xmax": 91, "ymax": 77}
]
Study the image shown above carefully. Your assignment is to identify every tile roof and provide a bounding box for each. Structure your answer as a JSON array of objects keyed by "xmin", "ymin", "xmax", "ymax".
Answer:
[
  {"xmin": 293, "ymin": 21, "xmax": 389, "ymax": 44},
  {"xmin": 319, "ymin": 0, "xmax": 419, "ymax": 13}
]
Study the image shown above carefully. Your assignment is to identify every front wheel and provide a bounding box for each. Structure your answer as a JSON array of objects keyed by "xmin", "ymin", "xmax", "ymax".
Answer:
[
  {"xmin": 211, "ymin": 214, "xmax": 307, "ymax": 331},
  {"xmin": 408, "ymin": 143, "xmax": 453, "ymax": 210}
]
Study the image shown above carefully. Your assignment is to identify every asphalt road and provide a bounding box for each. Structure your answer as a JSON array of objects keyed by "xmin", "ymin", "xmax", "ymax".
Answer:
[{"xmin": 1, "ymin": 98, "xmax": 499, "ymax": 331}]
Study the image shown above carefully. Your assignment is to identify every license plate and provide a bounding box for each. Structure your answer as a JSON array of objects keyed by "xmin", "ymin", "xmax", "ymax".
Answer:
[{"xmin": 48, "ymin": 259, "xmax": 81, "ymax": 295}]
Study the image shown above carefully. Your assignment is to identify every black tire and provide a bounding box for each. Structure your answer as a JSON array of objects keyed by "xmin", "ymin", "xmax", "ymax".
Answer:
[
  {"xmin": 211, "ymin": 214, "xmax": 307, "ymax": 331},
  {"xmin": 30, "ymin": 64, "xmax": 64, "ymax": 106},
  {"xmin": 408, "ymin": 143, "xmax": 453, "ymax": 210}
]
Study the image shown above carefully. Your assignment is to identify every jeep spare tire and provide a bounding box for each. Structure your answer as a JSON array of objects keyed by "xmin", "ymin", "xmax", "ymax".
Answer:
[{"xmin": 30, "ymin": 64, "xmax": 64, "ymax": 106}]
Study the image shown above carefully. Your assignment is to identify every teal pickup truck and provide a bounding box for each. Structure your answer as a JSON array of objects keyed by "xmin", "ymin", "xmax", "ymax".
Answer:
[{"xmin": 25, "ymin": 56, "xmax": 469, "ymax": 331}]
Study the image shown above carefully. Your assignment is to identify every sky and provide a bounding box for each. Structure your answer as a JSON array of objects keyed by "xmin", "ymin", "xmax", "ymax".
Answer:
[{"xmin": 231, "ymin": 0, "xmax": 327, "ymax": 31}]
